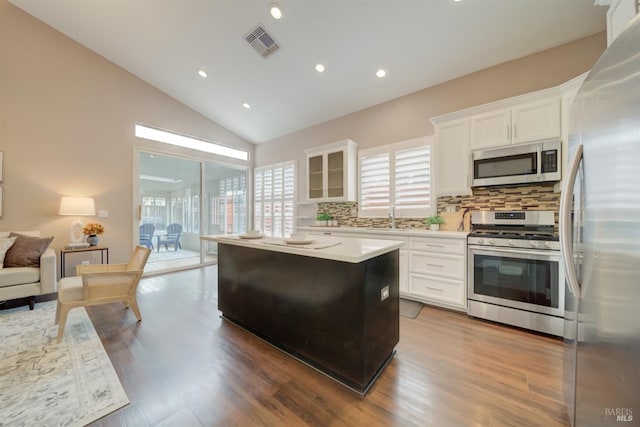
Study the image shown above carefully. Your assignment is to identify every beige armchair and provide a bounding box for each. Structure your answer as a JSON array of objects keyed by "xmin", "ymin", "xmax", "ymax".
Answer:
[{"xmin": 55, "ymin": 246, "xmax": 151, "ymax": 343}]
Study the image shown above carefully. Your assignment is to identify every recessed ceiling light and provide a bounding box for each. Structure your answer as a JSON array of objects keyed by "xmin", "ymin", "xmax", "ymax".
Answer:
[
  {"xmin": 197, "ymin": 69, "xmax": 208, "ymax": 78},
  {"xmin": 269, "ymin": 3, "xmax": 283, "ymax": 19},
  {"xmin": 315, "ymin": 63, "xmax": 325, "ymax": 73},
  {"xmin": 242, "ymin": 102, "xmax": 251, "ymax": 109},
  {"xmin": 376, "ymin": 69, "xmax": 386, "ymax": 78}
]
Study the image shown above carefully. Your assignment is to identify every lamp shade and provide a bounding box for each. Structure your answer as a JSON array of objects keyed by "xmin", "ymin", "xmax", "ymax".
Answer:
[{"xmin": 59, "ymin": 197, "xmax": 95, "ymax": 216}]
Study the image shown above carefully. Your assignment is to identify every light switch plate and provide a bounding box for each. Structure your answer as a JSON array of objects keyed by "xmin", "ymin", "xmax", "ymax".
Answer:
[{"xmin": 98, "ymin": 210, "xmax": 109, "ymax": 217}]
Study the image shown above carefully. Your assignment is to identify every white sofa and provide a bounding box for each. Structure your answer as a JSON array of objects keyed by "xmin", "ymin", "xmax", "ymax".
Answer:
[{"xmin": 0, "ymin": 231, "xmax": 56, "ymax": 309}]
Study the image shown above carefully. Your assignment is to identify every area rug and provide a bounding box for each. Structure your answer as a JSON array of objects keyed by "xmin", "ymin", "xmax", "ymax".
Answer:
[
  {"xmin": 400, "ymin": 298, "xmax": 424, "ymax": 319},
  {"xmin": 0, "ymin": 301, "xmax": 129, "ymax": 426}
]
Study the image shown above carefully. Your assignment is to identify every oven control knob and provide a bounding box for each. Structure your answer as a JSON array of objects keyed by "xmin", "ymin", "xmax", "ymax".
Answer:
[
  {"xmin": 544, "ymin": 241, "xmax": 552, "ymax": 248},
  {"xmin": 509, "ymin": 240, "xmax": 516, "ymax": 246},
  {"xmin": 477, "ymin": 238, "xmax": 484, "ymax": 244},
  {"xmin": 530, "ymin": 241, "xmax": 539, "ymax": 248},
  {"xmin": 489, "ymin": 239, "xmax": 495, "ymax": 245}
]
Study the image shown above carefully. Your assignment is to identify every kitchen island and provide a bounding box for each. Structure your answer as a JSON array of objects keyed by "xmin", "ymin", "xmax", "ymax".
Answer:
[{"xmin": 201, "ymin": 234, "xmax": 403, "ymax": 394}]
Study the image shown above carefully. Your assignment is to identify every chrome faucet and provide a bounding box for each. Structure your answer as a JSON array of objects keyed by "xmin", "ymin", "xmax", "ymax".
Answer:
[{"xmin": 388, "ymin": 205, "xmax": 396, "ymax": 229}]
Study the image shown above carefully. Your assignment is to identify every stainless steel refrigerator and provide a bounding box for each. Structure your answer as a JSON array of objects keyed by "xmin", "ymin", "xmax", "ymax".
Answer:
[{"xmin": 560, "ymin": 14, "xmax": 640, "ymax": 427}]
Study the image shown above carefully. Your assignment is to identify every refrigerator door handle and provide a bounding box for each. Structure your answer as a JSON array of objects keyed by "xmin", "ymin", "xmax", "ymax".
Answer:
[{"xmin": 560, "ymin": 144, "xmax": 583, "ymax": 299}]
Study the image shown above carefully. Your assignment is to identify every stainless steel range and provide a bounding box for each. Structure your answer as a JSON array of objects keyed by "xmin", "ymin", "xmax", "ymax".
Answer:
[{"xmin": 467, "ymin": 210, "xmax": 564, "ymax": 336}]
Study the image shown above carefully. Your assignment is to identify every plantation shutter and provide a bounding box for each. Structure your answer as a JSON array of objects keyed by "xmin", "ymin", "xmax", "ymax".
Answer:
[
  {"xmin": 254, "ymin": 161, "xmax": 296, "ymax": 237},
  {"xmin": 359, "ymin": 152, "xmax": 390, "ymax": 216},
  {"xmin": 394, "ymin": 145, "xmax": 431, "ymax": 215},
  {"xmin": 357, "ymin": 136, "xmax": 433, "ymax": 219},
  {"xmin": 254, "ymin": 169, "xmax": 263, "ymax": 233},
  {"xmin": 283, "ymin": 163, "xmax": 295, "ymax": 236}
]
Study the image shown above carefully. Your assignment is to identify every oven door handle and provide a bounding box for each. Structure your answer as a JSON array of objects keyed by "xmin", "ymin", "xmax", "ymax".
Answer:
[
  {"xmin": 469, "ymin": 246, "xmax": 559, "ymax": 259},
  {"xmin": 559, "ymin": 144, "xmax": 583, "ymax": 299}
]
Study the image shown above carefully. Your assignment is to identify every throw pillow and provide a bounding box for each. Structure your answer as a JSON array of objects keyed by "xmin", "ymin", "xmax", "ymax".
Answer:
[
  {"xmin": 0, "ymin": 236, "xmax": 17, "ymax": 269},
  {"xmin": 4, "ymin": 233, "xmax": 54, "ymax": 268}
]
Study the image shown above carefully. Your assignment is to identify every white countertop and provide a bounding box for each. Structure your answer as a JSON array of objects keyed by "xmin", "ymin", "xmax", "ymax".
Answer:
[
  {"xmin": 201, "ymin": 234, "xmax": 404, "ymax": 263},
  {"xmin": 298, "ymin": 226, "xmax": 469, "ymax": 239}
]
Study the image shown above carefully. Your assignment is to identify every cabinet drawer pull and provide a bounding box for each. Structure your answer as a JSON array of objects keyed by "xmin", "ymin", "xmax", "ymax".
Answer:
[
  {"xmin": 425, "ymin": 244, "xmax": 444, "ymax": 248},
  {"xmin": 425, "ymin": 263, "xmax": 444, "ymax": 268},
  {"xmin": 426, "ymin": 286, "xmax": 444, "ymax": 292}
]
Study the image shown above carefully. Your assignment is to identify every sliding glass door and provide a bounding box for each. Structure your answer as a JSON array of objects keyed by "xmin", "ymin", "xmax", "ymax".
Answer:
[
  {"xmin": 201, "ymin": 160, "xmax": 248, "ymax": 261},
  {"xmin": 137, "ymin": 151, "xmax": 247, "ymax": 274}
]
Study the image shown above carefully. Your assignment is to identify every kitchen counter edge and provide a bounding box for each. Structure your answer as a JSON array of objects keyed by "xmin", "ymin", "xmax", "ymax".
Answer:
[
  {"xmin": 201, "ymin": 235, "xmax": 404, "ymax": 264},
  {"xmin": 298, "ymin": 226, "xmax": 469, "ymax": 239}
]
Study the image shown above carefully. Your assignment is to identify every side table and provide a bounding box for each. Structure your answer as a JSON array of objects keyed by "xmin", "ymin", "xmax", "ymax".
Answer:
[{"xmin": 60, "ymin": 246, "xmax": 109, "ymax": 278}]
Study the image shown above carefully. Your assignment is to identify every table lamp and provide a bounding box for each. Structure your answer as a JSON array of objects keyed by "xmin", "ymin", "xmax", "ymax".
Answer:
[{"xmin": 59, "ymin": 196, "xmax": 95, "ymax": 243}]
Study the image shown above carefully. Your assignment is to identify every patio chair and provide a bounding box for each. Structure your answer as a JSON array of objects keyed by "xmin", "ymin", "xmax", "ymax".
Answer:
[
  {"xmin": 158, "ymin": 223, "xmax": 182, "ymax": 252},
  {"xmin": 139, "ymin": 223, "xmax": 155, "ymax": 249}
]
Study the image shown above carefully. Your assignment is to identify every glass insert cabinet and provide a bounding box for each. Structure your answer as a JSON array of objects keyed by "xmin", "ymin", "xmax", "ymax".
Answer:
[{"xmin": 305, "ymin": 139, "xmax": 358, "ymax": 202}]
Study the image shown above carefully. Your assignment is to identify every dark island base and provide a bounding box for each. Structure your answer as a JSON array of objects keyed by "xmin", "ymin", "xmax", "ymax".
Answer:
[
  {"xmin": 217, "ymin": 243, "xmax": 399, "ymax": 394},
  {"xmin": 221, "ymin": 315, "xmax": 397, "ymax": 396}
]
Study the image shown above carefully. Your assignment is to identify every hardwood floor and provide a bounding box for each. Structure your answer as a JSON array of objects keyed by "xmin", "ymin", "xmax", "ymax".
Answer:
[{"xmin": 86, "ymin": 266, "xmax": 569, "ymax": 426}]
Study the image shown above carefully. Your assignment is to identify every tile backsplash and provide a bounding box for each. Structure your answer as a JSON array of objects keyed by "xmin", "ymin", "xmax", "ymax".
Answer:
[{"xmin": 313, "ymin": 184, "xmax": 560, "ymax": 229}]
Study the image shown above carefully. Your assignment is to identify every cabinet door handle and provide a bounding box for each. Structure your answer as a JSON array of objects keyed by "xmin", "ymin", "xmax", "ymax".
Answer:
[
  {"xmin": 426, "ymin": 286, "xmax": 444, "ymax": 292},
  {"xmin": 506, "ymin": 124, "xmax": 510, "ymax": 140},
  {"xmin": 425, "ymin": 263, "xmax": 444, "ymax": 268},
  {"xmin": 425, "ymin": 243, "xmax": 444, "ymax": 248},
  {"xmin": 513, "ymin": 123, "xmax": 517, "ymax": 139}
]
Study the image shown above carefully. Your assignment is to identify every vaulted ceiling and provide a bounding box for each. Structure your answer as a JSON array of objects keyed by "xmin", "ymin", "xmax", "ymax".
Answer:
[{"xmin": 10, "ymin": 0, "xmax": 606, "ymax": 144}]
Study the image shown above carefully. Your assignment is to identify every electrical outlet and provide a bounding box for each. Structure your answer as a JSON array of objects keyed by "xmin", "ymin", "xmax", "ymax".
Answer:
[
  {"xmin": 380, "ymin": 285, "xmax": 390, "ymax": 301},
  {"xmin": 98, "ymin": 210, "xmax": 109, "ymax": 218},
  {"xmin": 81, "ymin": 260, "xmax": 90, "ymax": 265}
]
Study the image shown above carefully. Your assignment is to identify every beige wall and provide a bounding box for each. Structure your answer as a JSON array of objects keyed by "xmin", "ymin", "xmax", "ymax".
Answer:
[
  {"xmin": 254, "ymin": 32, "xmax": 606, "ymax": 197},
  {"xmin": 0, "ymin": 1, "xmax": 253, "ymax": 266}
]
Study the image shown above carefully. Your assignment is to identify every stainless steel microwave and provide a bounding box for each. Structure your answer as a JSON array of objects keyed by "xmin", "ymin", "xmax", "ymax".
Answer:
[{"xmin": 471, "ymin": 139, "xmax": 561, "ymax": 187}]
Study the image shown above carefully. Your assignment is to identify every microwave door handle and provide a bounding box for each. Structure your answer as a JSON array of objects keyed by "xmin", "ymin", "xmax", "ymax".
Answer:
[
  {"xmin": 559, "ymin": 144, "xmax": 583, "ymax": 299},
  {"xmin": 536, "ymin": 144, "xmax": 542, "ymax": 178}
]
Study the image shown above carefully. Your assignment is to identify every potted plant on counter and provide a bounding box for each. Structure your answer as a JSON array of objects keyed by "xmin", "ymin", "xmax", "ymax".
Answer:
[
  {"xmin": 316, "ymin": 212, "xmax": 331, "ymax": 226},
  {"xmin": 423, "ymin": 215, "xmax": 445, "ymax": 231}
]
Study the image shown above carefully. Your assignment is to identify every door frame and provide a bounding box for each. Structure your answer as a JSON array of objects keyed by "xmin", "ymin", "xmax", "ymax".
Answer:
[{"xmin": 133, "ymin": 142, "xmax": 251, "ymax": 274}]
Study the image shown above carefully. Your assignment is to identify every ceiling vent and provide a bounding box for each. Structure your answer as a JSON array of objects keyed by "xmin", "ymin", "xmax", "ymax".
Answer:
[{"xmin": 245, "ymin": 24, "xmax": 280, "ymax": 58}]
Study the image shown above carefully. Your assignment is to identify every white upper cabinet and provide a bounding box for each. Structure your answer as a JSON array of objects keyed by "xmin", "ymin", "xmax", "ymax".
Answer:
[
  {"xmin": 305, "ymin": 139, "xmax": 358, "ymax": 202},
  {"xmin": 511, "ymin": 97, "xmax": 561, "ymax": 144},
  {"xmin": 470, "ymin": 97, "xmax": 561, "ymax": 150},
  {"xmin": 607, "ymin": 0, "xmax": 638, "ymax": 46},
  {"xmin": 470, "ymin": 108, "xmax": 511, "ymax": 149},
  {"xmin": 435, "ymin": 117, "xmax": 471, "ymax": 196}
]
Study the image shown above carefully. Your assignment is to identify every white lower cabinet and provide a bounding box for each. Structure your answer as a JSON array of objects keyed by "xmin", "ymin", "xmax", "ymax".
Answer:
[
  {"xmin": 409, "ymin": 273, "xmax": 465, "ymax": 307},
  {"xmin": 399, "ymin": 249, "xmax": 409, "ymax": 294},
  {"xmin": 409, "ymin": 252, "xmax": 465, "ymax": 280},
  {"xmin": 408, "ymin": 235, "xmax": 467, "ymax": 311},
  {"xmin": 303, "ymin": 228, "xmax": 468, "ymax": 311}
]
